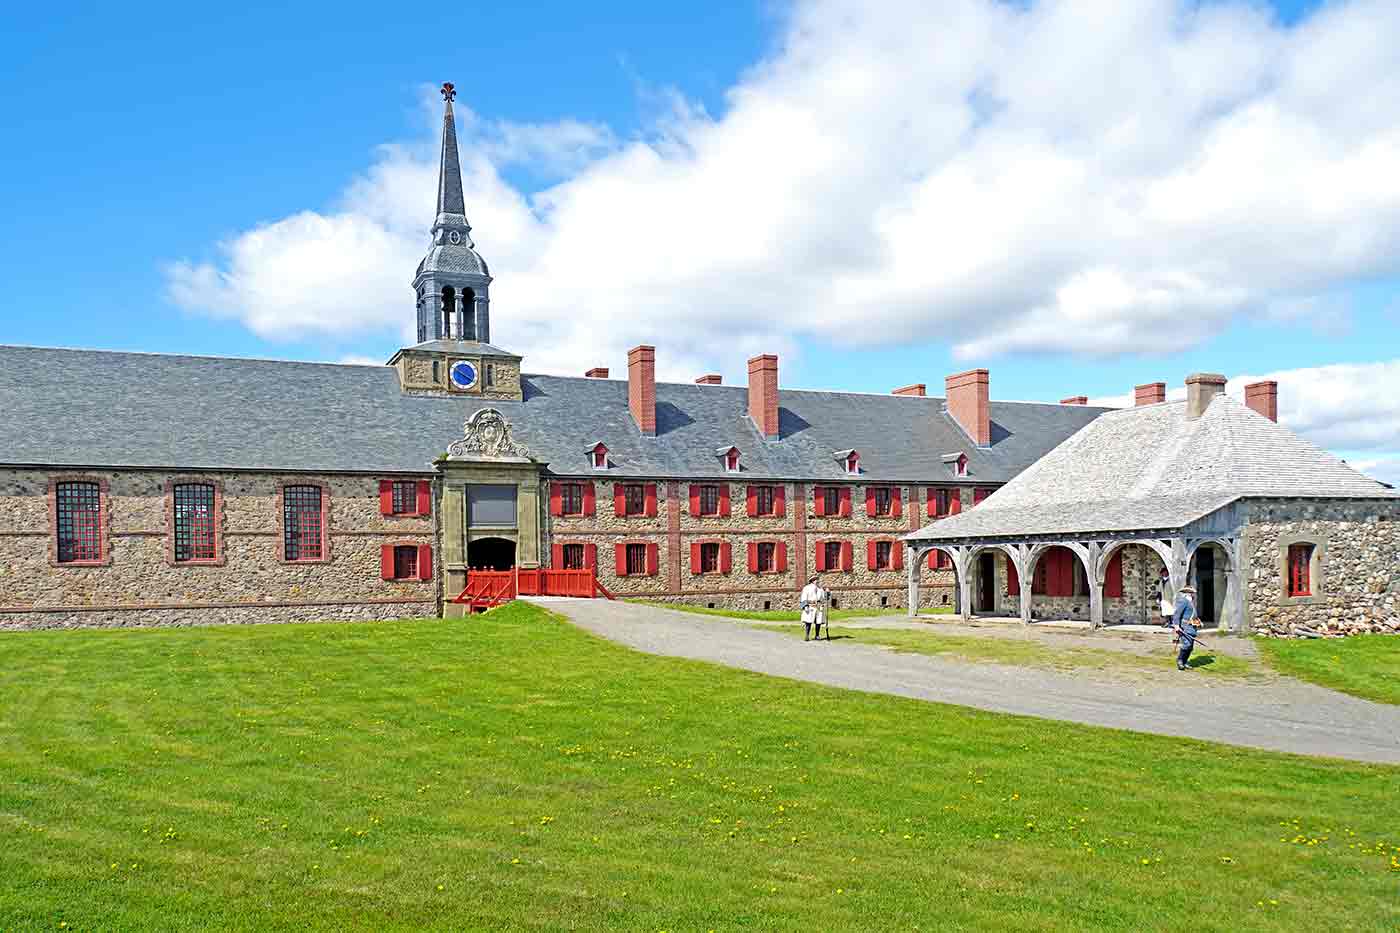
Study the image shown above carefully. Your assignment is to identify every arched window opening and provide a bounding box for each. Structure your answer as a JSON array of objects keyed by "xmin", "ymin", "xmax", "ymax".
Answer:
[
  {"xmin": 461, "ymin": 287, "xmax": 477, "ymax": 340},
  {"xmin": 441, "ymin": 287, "xmax": 456, "ymax": 338}
]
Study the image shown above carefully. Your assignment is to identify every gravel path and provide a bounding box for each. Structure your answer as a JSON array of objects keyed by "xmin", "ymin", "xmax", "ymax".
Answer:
[{"xmin": 528, "ymin": 597, "xmax": 1400, "ymax": 765}]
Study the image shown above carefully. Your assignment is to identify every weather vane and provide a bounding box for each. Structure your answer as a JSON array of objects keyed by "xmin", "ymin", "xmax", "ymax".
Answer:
[{"xmin": 441, "ymin": 82, "xmax": 456, "ymax": 102}]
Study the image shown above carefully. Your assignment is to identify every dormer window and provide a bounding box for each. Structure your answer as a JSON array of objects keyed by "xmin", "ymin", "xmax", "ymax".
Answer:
[
  {"xmin": 942, "ymin": 452, "xmax": 968, "ymax": 477},
  {"xmin": 715, "ymin": 446, "xmax": 741, "ymax": 473},
  {"xmin": 832, "ymin": 449, "xmax": 861, "ymax": 475},
  {"xmin": 585, "ymin": 442, "xmax": 609, "ymax": 469}
]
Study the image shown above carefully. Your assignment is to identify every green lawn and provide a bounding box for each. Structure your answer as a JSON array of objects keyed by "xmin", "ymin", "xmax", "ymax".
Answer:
[
  {"xmin": 1256, "ymin": 634, "xmax": 1400, "ymax": 705},
  {"xmin": 756, "ymin": 624, "xmax": 1257, "ymax": 678},
  {"xmin": 629, "ymin": 599, "xmax": 952, "ymax": 623},
  {"xmin": 0, "ymin": 605, "xmax": 1395, "ymax": 931}
]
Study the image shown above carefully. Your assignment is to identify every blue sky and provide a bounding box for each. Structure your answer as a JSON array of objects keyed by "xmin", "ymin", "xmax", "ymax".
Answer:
[{"xmin": 2, "ymin": 0, "xmax": 1397, "ymax": 479}]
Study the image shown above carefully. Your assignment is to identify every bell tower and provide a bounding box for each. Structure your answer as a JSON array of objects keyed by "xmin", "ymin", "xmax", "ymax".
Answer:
[{"xmin": 414, "ymin": 82, "xmax": 492, "ymax": 344}]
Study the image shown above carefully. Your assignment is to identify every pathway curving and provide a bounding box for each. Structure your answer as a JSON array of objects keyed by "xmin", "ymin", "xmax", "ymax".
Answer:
[{"xmin": 526, "ymin": 597, "xmax": 1400, "ymax": 765}]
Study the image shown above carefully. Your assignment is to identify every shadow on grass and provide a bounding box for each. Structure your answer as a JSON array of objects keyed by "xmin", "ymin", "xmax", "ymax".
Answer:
[{"xmin": 1187, "ymin": 654, "xmax": 1218, "ymax": 669}]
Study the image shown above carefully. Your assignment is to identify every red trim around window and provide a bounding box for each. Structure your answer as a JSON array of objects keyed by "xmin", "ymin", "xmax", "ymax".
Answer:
[
  {"xmin": 165, "ymin": 477, "xmax": 226, "ymax": 566},
  {"xmin": 47, "ymin": 475, "xmax": 112, "ymax": 567},
  {"xmin": 276, "ymin": 479, "xmax": 332, "ymax": 564}
]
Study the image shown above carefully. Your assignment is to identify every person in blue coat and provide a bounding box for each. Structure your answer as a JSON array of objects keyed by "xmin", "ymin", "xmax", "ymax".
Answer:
[{"xmin": 1171, "ymin": 585, "xmax": 1200, "ymax": 671}]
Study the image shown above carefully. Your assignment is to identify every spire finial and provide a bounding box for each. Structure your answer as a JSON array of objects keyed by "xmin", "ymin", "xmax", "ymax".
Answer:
[{"xmin": 441, "ymin": 82, "xmax": 456, "ymax": 103}]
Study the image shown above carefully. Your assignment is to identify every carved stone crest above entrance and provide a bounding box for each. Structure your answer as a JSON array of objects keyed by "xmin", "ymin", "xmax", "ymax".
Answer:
[{"xmin": 448, "ymin": 408, "xmax": 531, "ymax": 461}]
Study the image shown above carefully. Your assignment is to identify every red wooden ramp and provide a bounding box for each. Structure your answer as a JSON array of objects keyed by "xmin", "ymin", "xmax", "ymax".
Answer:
[{"xmin": 452, "ymin": 568, "xmax": 615, "ymax": 613}]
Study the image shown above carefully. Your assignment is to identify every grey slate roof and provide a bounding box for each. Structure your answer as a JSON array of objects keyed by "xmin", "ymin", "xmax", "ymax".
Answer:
[
  {"xmin": 0, "ymin": 345, "xmax": 1107, "ymax": 480},
  {"xmin": 907, "ymin": 395, "xmax": 1397, "ymax": 541},
  {"xmin": 397, "ymin": 339, "xmax": 518, "ymax": 358}
]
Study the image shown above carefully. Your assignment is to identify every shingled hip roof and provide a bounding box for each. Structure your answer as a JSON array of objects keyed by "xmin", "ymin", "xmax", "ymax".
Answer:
[{"xmin": 906, "ymin": 395, "xmax": 1396, "ymax": 542}]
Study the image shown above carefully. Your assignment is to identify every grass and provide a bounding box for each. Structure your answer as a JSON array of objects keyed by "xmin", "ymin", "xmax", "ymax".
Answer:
[
  {"xmin": 629, "ymin": 599, "xmax": 953, "ymax": 623},
  {"xmin": 0, "ymin": 603, "xmax": 1395, "ymax": 931},
  {"xmin": 1256, "ymin": 634, "xmax": 1400, "ymax": 705},
  {"xmin": 754, "ymin": 624, "xmax": 1257, "ymax": 678}
]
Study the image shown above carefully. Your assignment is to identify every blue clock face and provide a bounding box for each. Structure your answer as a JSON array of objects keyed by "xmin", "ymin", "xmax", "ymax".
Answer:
[{"xmin": 450, "ymin": 360, "xmax": 478, "ymax": 389}]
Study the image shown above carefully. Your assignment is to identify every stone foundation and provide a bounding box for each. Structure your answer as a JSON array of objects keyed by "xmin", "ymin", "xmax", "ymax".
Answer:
[{"xmin": 0, "ymin": 600, "xmax": 437, "ymax": 631}]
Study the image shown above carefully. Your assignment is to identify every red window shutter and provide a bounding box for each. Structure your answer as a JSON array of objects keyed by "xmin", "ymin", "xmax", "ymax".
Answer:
[
  {"xmin": 552, "ymin": 542, "xmax": 563, "ymax": 568},
  {"xmin": 614, "ymin": 484, "xmax": 627, "ymax": 517},
  {"xmin": 926, "ymin": 488, "xmax": 936, "ymax": 518},
  {"xmin": 719, "ymin": 485, "xmax": 731, "ymax": 517},
  {"xmin": 838, "ymin": 487, "xmax": 852, "ymax": 517},
  {"xmin": 840, "ymin": 540, "xmax": 853, "ymax": 571},
  {"xmin": 1007, "ymin": 560, "xmax": 1020, "ymax": 596},
  {"xmin": 746, "ymin": 485, "xmax": 758, "ymax": 517},
  {"xmin": 774, "ymin": 485, "xmax": 786, "ymax": 517},
  {"xmin": 1105, "ymin": 552, "xmax": 1123, "ymax": 598},
  {"xmin": 815, "ymin": 541, "xmax": 827, "ymax": 572},
  {"xmin": 689, "ymin": 484, "xmax": 701, "ymax": 516},
  {"xmin": 582, "ymin": 482, "xmax": 596, "ymax": 517},
  {"xmin": 747, "ymin": 541, "xmax": 758, "ymax": 573},
  {"xmin": 380, "ymin": 544, "xmax": 395, "ymax": 580},
  {"xmin": 584, "ymin": 543, "xmax": 597, "ymax": 570},
  {"xmin": 973, "ymin": 487, "xmax": 990, "ymax": 506},
  {"xmin": 776, "ymin": 542, "xmax": 788, "ymax": 573},
  {"xmin": 416, "ymin": 481, "xmax": 431, "ymax": 516},
  {"xmin": 378, "ymin": 481, "xmax": 393, "ymax": 516},
  {"xmin": 813, "ymin": 486, "xmax": 826, "ymax": 517},
  {"xmin": 644, "ymin": 484, "xmax": 657, "ymax": 517},
  {"xmin": 418, "ymin": 544, "xmax": 433, "ymax": 581},
  {"xmin": 690, "ymin": 542, "xmax": 702, "ymax": 575},
  {"xmin": 615, "ymin": 542, "xmax": 628, "ymax": 576},
  {"xmin": 893, "ymin": 541, "xmax": 904, "ymax": 571},
  {"xmin": 867, "ymin": 540, "xmax": 877, "ymax": 571},
  {"xmin": 646, "ymin": 543, "xmax": 659, "ymax": 576},
  {"xmin": 720, "ymin": 542, "xmax": 732, "ymax": 574},
  {"xmin": 550, "ymin": 484, "xmax": 563, "ymax": 517},
  {"xmin": 891, "ymin": 487, "xmax": 903, "ymax": 518},
  {"xmin": 949, "ymin": 490, "xmax": 962, "ymax": 515},
  {"xmin": 865, "ymin": 487, "xmax": 876, "ymax": 517}
]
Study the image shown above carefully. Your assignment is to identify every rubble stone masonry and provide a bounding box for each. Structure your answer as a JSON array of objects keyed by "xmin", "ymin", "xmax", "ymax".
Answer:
[{"xmin": 0, "ymin": 468, "xmax": 436, "ymax": 629}]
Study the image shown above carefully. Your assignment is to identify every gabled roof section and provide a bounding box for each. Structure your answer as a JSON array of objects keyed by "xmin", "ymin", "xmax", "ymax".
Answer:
[
  {"xmin": 0, "ymin": 345, "xmax": 1109, "ymax": 479},
  {"xmin": 908, "ymin": 395, "xmax": 1395, "ymax": 541}
]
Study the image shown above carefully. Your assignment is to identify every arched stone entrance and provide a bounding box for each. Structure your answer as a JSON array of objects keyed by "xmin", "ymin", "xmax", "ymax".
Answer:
[{"xmin": 468, "ymin": 536, "xmax": 516, "ymax": 571}]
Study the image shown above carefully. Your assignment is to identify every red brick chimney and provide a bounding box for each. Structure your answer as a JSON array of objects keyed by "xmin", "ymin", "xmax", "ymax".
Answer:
[
  {"xmin": 748, "ymin": 354, "xmax": 780, "ymax": 438},
  {"xmin": 1185, "ymin": 372, "xmax": 1227, "ymax": 420},
  {"xmin": 1245, "ymin": 380, "xmax": 1278, "ymax": 422},
  {"xmin": 1135, "ymin": 382, "xmax": 1166, "ymax": 406},
  {"xmin": 628, "ymin": 345, "xmax": 656, "ymax": 437},
  {"xmin": 1060, "ymin": 396, "xmax": 1087, "ymax": 405},
  {"xmin": 585, "ymin": 367, "xmax": 609, "ymax": 379},
  {"xmin": 695, "ymin": 374, "xmax": 722, "ymax": 385},
  {"xmin": 893, "ymin": 384, "xmax": 927, "ymax": 397},
  {"xmin": 946, "ymin": 369, "xmax": 991, "ymax": 447}
]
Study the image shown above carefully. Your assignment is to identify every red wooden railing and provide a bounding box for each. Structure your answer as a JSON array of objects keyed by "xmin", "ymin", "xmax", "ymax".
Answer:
[{"xmin": 452, "ymin": 567, "xmax": 615, "ymax": 612}]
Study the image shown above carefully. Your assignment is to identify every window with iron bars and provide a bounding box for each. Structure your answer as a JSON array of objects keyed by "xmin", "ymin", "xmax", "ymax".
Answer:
[
  {"xmin": 390, "ymin": 480, "xmax": 418, "ymax": 515},
  {"xmin": 393, "ymin": 544, "xmax": 418, "ymax": 580},
  {"xmin": 561, "ymin": 543, "xmax": 586, "ymax": 570},
  {"xmin": 698, "ymin": 485, "xmax": 720, "ymax": 516},
  {"xmin": 872, "ymin": 487, "xmax": 892, "ymax": 516},
  {"xmin": 699, "ymin": 542, "xmax": 720, "ymax": 573},
  {"xmin": 625, "ymin": 543, "xmax": 647, "ymax": 576},
  {"xmin": 624, "ymin": 484, "xmax": 645, "ymax": 516},
  {"xmin": 173, "ymin": 483, "xmax": 217, "ymax": 562},
  {"xmin": 822, "ymin": 486, "xmax": 841, "ymax": 515},
  {"xmin": 55, "ymin": 481, "xmax": 102, "ymax": 563},
  {"xmin": 756, "ymin": 542, "xmax": 776, "ymax": 572},
  {"xmin": 875, "ymin": 540, "xmax": 893, "ymax": 570},
  {"xmin": 283, "ymin": 485, "xmax": 324, "ymax": 561},
  {"xmin": 560, "ymin": 483, "xmax": 584, "ymax": 516}
]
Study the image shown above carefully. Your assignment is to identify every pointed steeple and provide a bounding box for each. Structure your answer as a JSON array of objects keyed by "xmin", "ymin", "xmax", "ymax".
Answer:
[{"xmin": 435, "ymin": 82, "xmax": 468, "ymax": 227}]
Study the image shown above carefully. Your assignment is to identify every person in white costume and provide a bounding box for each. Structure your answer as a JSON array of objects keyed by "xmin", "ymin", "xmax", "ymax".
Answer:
[{"xmin": 800, "ymin": 575, "xmax": 829, "ymax": 641}]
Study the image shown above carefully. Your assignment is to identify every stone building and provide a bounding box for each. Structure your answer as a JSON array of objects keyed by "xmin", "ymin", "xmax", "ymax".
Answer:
[
  {"xmin": 2, "ymin": 84, "xmax": 1392, "ymax": 635},
  {"xmin": 903, "ymin": 375, "xmax": 1400, "ymax": 636}
]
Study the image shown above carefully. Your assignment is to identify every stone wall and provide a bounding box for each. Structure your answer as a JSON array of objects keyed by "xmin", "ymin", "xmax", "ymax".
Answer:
[
  {"xmin": 0, "ymin": 468, "xmax": 437, "ymax": 630},
  {"xmin": 546, "ymin": 479, "xmax": 980, "ymax": 610},
  {"xmin": 1242, "ymin": 498, "xmax": 1400, "ymax": 636},
  {"xmin": 938, "ymin": 544, "xmax": 1162, "ymax": 622}
]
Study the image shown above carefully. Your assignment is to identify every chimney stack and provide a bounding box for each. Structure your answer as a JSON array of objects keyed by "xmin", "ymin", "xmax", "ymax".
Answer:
[
  {"xmin": 1134, "ymin": 382, "xmax": 1166, "ymax": 406},
  {"xmin": 1245, "ymin": 380, "xmax": 1278, "ymax": 422},
  {"xmin": 1185, "ymin": 373, "xmax": 1227, "ymax": 420},
  {"xmin": 585, "ymin": 367, "xmax": 609, "ymax": 379},
  {"xmin": 695, "ymin": 374, "xmax": 722, "ymax": 385},
  {"xmin": 747, "ymin": 354, "xmax": 780, "ymax": 438},
  {"xmin": 946, "ymin": 369, "xmax": 991, "ymax": 447},
  {"xmin": 893, "ymin": 384, "xmax": 927, "ymax": 397},
  {"xmin": 628, "ymin": 345, "xmax": 656, "ymax": 436},
  {"xmin": 1060, "ymin": 396, "xmax": 1087, "ymax": 405}
]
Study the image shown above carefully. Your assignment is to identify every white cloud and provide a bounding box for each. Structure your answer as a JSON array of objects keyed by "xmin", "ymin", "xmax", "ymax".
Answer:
[
  {"xmin": 167, "ymin": 0, "xmax": 1400, "ymax": 379},
  {"xmin": 1350, "ymin": 458, "xmax": 1400, "ymax": 487}
]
